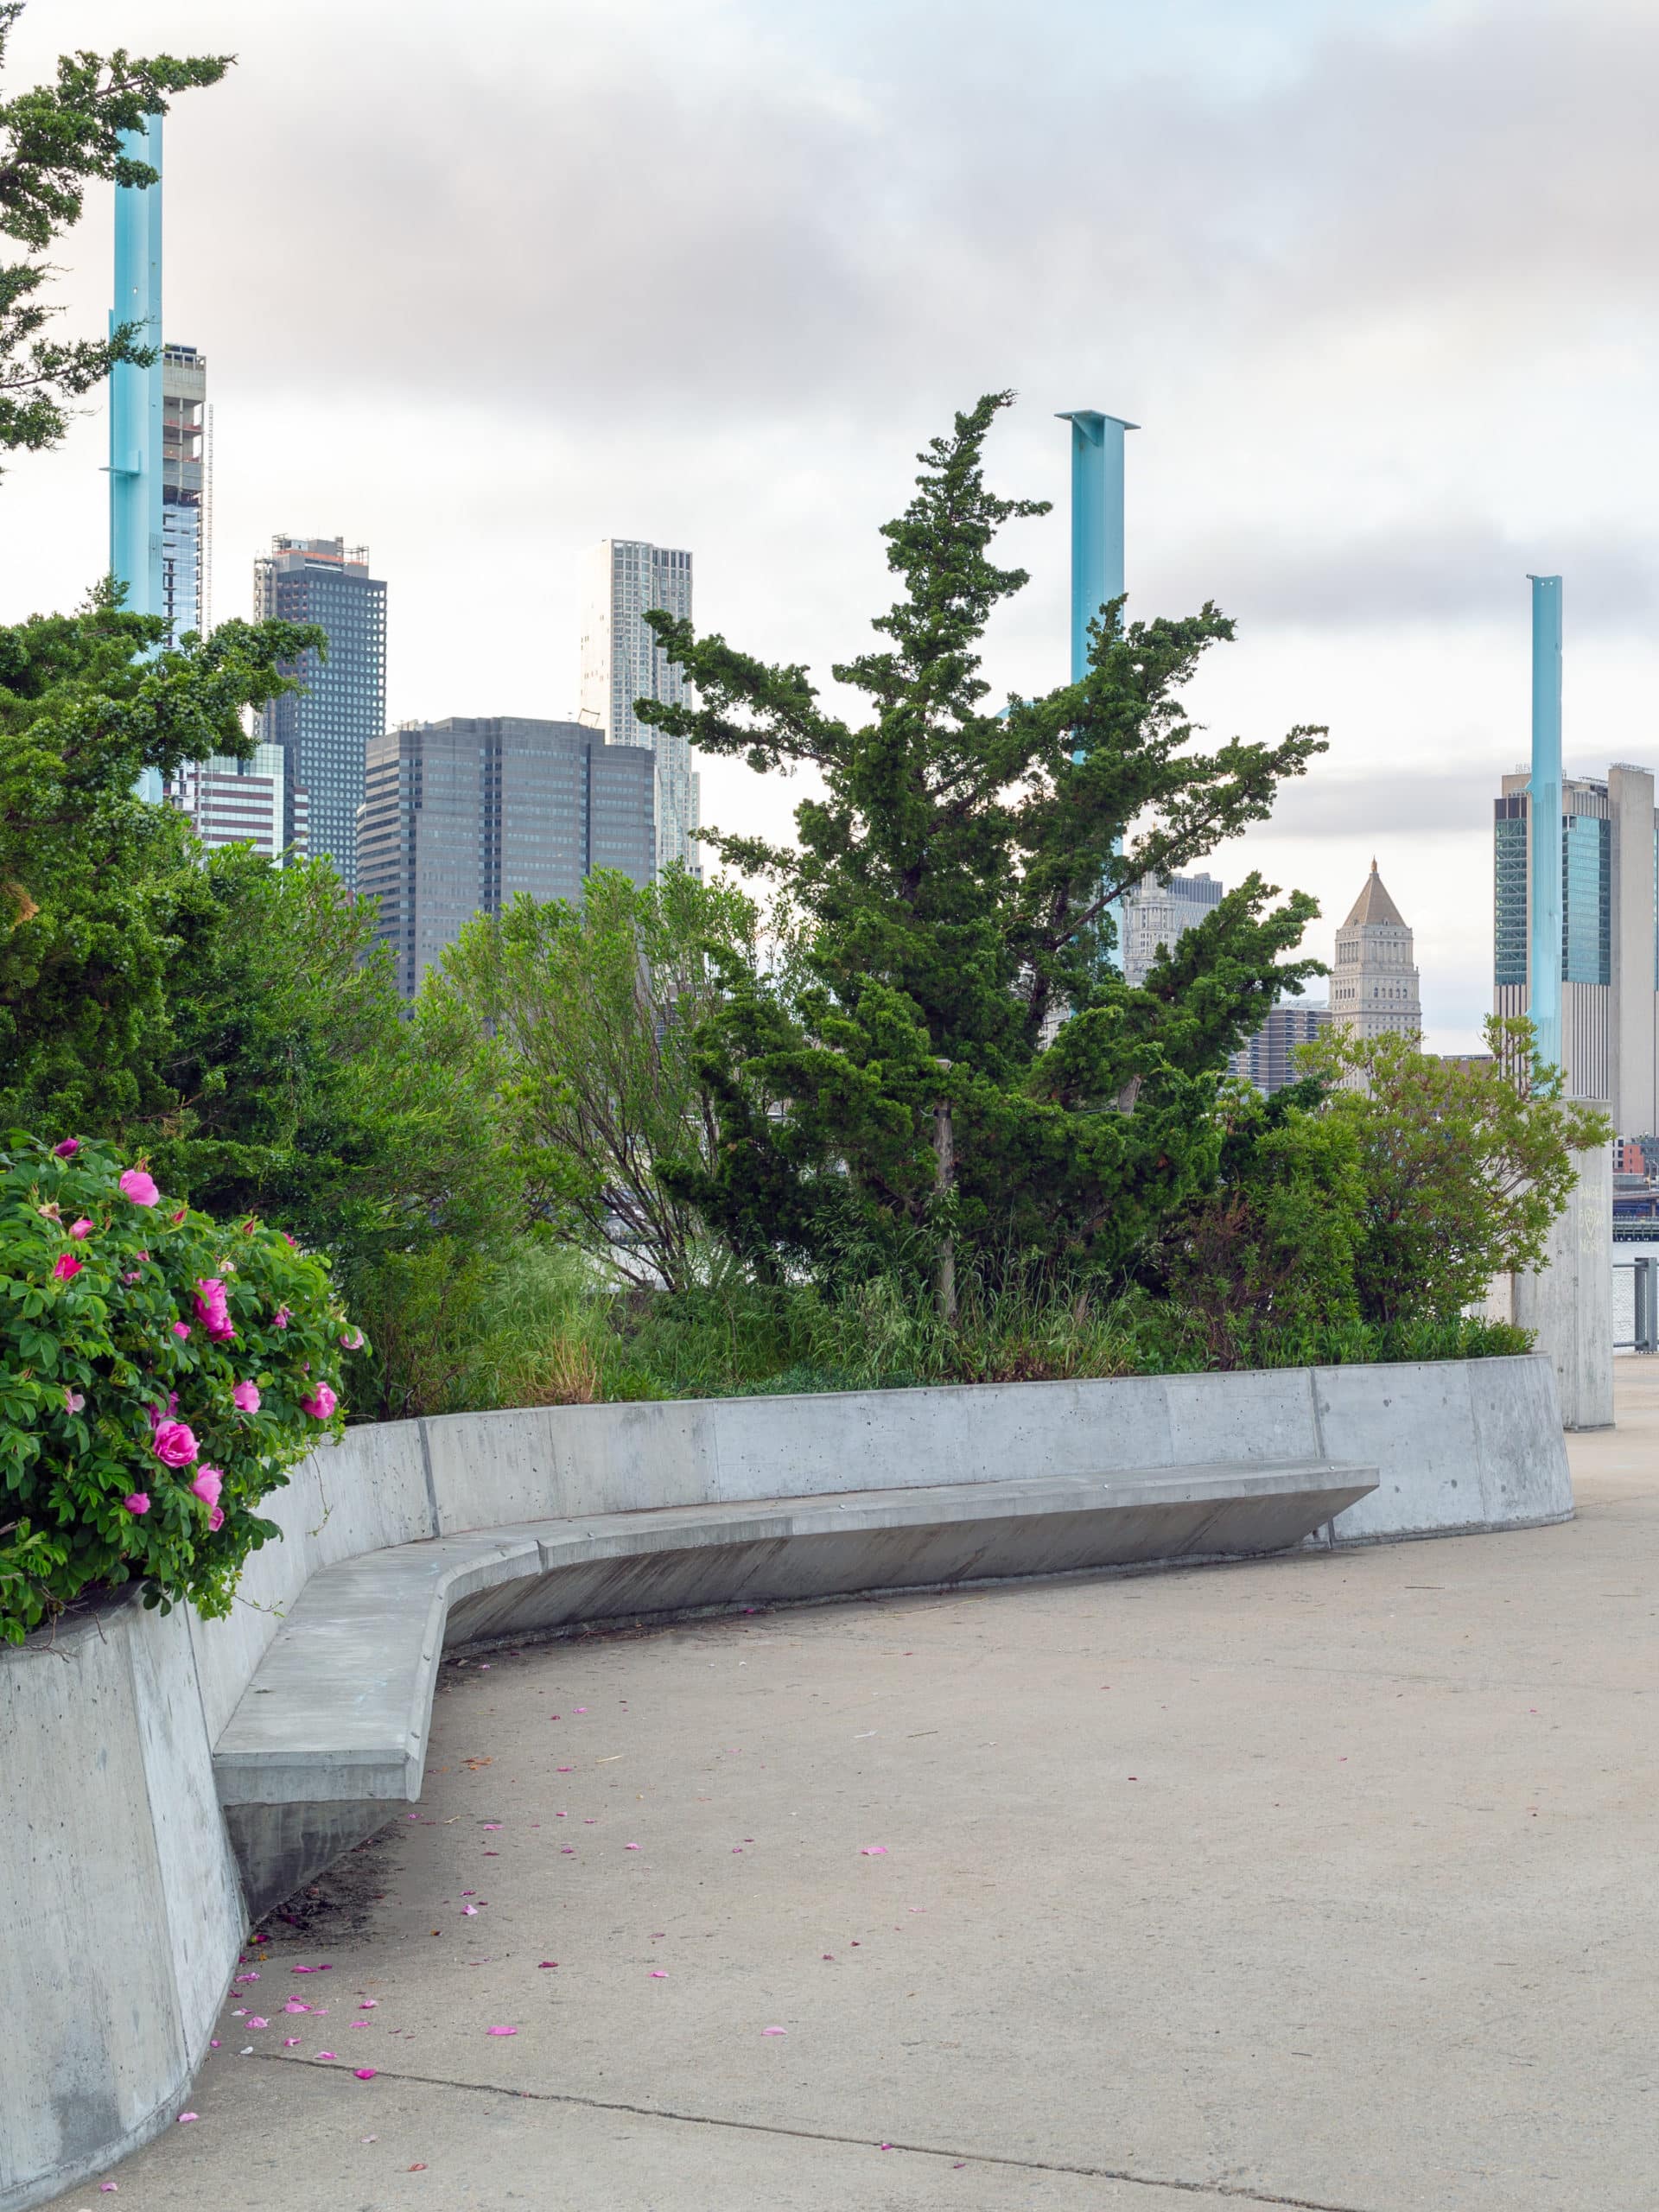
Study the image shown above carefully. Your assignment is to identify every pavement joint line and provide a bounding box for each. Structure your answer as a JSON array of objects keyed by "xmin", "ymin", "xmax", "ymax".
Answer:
[{"xmin": 249, "ymin": 2053, "xmax": 1383, "ymax": 2211}]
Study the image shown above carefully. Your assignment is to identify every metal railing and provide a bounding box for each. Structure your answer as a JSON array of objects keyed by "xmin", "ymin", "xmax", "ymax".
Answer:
[{"xmin": 1613, "ymin": 1255, "xmax": 1658, "ymax": 1352}]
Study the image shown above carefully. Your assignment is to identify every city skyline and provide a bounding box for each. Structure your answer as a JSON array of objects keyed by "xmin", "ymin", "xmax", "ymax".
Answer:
[{"xmin": 2, "ymin": 0, "xmax": 1655, "ymax": 1052}]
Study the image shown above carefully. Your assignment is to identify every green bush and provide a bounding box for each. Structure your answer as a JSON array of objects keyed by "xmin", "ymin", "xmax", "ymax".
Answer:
[{"xmin": 0, "ymin": 1135, "xmax": 360, "ymax": 1643}]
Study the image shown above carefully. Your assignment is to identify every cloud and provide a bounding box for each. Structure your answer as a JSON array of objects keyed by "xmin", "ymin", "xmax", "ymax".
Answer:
[{"xmin": 1167, "ymin": 523, "xmax": 1659, "ymax": 632}]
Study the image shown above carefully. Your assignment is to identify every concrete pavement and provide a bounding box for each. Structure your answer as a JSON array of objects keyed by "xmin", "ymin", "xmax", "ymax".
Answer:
[{"xmin": 40, "ymin": 1367, "xmax": 1659, "ymax": 2212}]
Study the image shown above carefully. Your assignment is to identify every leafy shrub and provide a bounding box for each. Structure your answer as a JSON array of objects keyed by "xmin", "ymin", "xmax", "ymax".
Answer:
[{"xmin": 0, "ymin": 1135, "xmax": 360, "ymax": 1643}]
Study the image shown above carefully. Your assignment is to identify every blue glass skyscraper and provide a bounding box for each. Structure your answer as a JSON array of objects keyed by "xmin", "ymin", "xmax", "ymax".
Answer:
[{"xmin": 252, "ymin": 537, "xmax": 387, "ymax": 887}]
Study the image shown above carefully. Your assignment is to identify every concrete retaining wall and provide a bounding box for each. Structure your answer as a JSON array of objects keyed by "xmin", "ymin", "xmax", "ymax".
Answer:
[{"xmin": 0, "ymin": 1352, "xmax": 1570, "ymax": 2209}]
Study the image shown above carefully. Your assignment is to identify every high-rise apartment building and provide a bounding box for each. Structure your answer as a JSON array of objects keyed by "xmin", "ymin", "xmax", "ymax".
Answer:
[
  {"xmin": 1228, "ymin": 1001, "xmax": 1331, "ymax": 1093},
  {"xmin": 1493, "ymin": 762, "xmax": 1658, "ymax": 1131},
  {"xmin": 1121, "ymin": 871, "xmax": 1224, "ymax": 986},
  {"xmin": 252, "ymin": 537, "xmax": 387, "ymax": 888},
  {"xmin": 1331, "ymin": 863, "xmax": 1421, "ymax": 1043},
  {"xmin": 578, "ymin": 538, "xmax": 699, "ymax": 877},
  {"xmin": 357, "ymin": 716, "xmax": 656, "ymax": 998},
  {"xmin": 170, "ymin": 743, "xmax": 309, "ymax": 862},
  {"xmin": 161, "ymin": 344, "xmax": 209, "ymax": 643}
]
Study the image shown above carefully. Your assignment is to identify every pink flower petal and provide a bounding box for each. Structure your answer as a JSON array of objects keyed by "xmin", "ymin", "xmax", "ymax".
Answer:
[
  {"xmin": 316, "ymin": 2051, "xmax": 337, "ymax": 2061},
  {"xmin": 762, "ymin": 2025, "xmax": 787, "ymax": 2035},
  {"xmin": 247, "ymin": 2017, "xmax": 267, "ymax": 2029},
  {"xmin": 462, "ymin": 1904, "xmax": 478, "ymax": 1916},
  {"xmin": 486, "ymin": 2024, "xmax": 518, "ymax": 2037},
  {"xmin": 283, "ymin": 2038, "xmax": 300, "ymax": 2048},
  {"xmin": 354, "ymin": 2068, "xmax": 378, "ymax": 2081},
  {"xmin": 650, "ymin": 1970, "xmax": 668, "ymax": 1979},
  {"xmin": 860, "ymin": 1845, "xmax": 889, "ymax": 1856},
  {"xmin": 537, "ymin": 1961, "xmax": 557, "ymax": 1969},
  {"xmin": 359, "ymin": 1999, "xmax": 378, "ymax": 2010},
  {"xmin": 176, "ymin": 2112, "xmax": 198, "ymax": 2124}
]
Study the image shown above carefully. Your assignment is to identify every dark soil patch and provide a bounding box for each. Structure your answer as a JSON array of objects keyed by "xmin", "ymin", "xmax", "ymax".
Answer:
[{"xmin": 251, "ymin": 1822, "xmax": 403, "ymax": 1949}]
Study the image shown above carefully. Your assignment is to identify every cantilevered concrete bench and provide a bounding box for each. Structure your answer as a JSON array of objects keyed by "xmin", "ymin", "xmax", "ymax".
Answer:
[{"xmin": 213, "ymin": 1460, "xmax": 1375, "ymax": 1913}]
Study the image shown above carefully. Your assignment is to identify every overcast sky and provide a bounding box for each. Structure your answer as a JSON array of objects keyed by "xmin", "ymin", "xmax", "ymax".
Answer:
[{"xmin": 3, "ymin": 0, "xmax": 1656, "ymax": 1049}]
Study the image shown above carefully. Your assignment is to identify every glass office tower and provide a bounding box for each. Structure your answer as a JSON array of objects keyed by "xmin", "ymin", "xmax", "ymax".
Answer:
[{"xmin": 252, "ymin": 537, "xmax": 386, "ymax": 888}]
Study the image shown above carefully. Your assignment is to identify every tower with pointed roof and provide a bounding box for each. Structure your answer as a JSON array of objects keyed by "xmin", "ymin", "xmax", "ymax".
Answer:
[{"xmin": 1332, "ymin": 861, "xmax": 1421, "ymax": 1043}]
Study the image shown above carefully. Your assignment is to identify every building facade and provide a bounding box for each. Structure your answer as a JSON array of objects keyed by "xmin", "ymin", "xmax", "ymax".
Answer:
[
  {"xmin": 357, "ymin": 716, "xmax": 656, "ymax": 998},
  {"xmin": 170, "ymin": 742, "xmax": 308, "ymax": 863},
  {"xmin": 1121, "ymin": 871, "xmax": 1223, "ymax": 986},
  {"xmin": 1331, "ymin": 862, "xmax": 1421, "ymax": 1043},
  {"xmin": 252, "ymin": 537, "xmax": 387, "ymax": 888},
  {"xmin": 577, "ymin": 538, "xmax": 698, "ymax": 877},
  {"xmin": 161, "ymin": 344, "xmax": 209, "ymax": 643},
  {"xmin": 1228, "ymin": 1001, "xmax": 1331, "ymax": 1093},
  {"xmin": 1493, "ymin": 762, "xmax": 1657, "ymax": 1129}
]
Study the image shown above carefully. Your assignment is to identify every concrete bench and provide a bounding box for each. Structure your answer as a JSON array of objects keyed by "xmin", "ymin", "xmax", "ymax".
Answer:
[{"xmin": 213, "ymin": 1459, "xmax": 1374, "ymax": 1914}]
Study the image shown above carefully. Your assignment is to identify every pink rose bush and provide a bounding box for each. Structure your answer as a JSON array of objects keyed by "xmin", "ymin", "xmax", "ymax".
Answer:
[{"xmin": 0, "ymin": 1138, "xmax": 365, "ymax": 1644}]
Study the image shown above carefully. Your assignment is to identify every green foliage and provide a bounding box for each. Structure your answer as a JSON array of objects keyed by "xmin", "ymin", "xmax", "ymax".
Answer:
[
  {"xmin": 344, "ymin": 1236, "xmax": 1534, "ymax": 1423},
  {"xmin": 639, "ymin": 392, "xmax": 1326, "ymax": 1291},
  {"xmin": 0, "ymin": 1135, "xmax": 359, "ymax": 1643},
  {"xmin": 137, "ymin": 845, "xmax": 512, "ymax": 1289},
  {"xmin": 0, "ymin": 587, "xmax": 325, "ymax": 1130},
  {"xmin": 1149, "ymin": 1078, "xmax": 1367, "ymax": 1368},
  {"xmin": 0, "ymin": 4, "xmax": 230, "ymax": 461},
  {"xmin": 429, "ymin": 868, "xmax": 759, "ymax": 1292},
  {"xmin": 1300, "ymin": 1016, "xmax": 1611, "ymax": 1324}
]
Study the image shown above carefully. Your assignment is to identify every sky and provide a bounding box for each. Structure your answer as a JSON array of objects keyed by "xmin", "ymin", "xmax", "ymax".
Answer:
[{"xmin": 3, "ymin": 0, "xmax": 1655, "ymax": 1050}]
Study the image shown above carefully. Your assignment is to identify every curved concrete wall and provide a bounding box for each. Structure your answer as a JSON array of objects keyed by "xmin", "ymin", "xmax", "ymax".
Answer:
[{"xmin": 0, "ymin": 1353, "xmax": 1569, "ymax": 2209}]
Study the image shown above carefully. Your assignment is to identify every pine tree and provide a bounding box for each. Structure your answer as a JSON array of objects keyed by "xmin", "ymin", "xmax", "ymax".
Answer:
[{"xmin": 640, "ymin": 392, "xmax": 1328, "ymax": 1298}]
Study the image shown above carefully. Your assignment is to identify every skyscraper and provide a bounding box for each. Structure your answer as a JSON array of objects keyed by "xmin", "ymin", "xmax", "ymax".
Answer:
[
  {"xmin": 170, "ymin": 743, "xmax": 308, "ymax": 863},
  {"xmin": 161, "ymin": 343, "xmax": 208, "ymax": 643},
  {"xmin": 252, "ymin": 537, "xmax": 386, "ymax": 888},
  {"xmin": 357, "ymin": 717, "xmax": 656, "ymax": 998},
  {"xmin": 1121, "ymin": 871, "xmax": 1223, "ymax": 986},
  {"xmin": 1493, "ymin": 762, "xmax": 1657, "ymax": 1130},
  {"xmin": 578, "ymin": 538, "xmax": 699, "ymax": 876},
  {"xmin": 1331, "ymin": 862, "xmax": 1421, "ymax": 1044},
  {"xmin": 1228, "ymin": 1000, "xmax": 1331, "ymax": 1093}
]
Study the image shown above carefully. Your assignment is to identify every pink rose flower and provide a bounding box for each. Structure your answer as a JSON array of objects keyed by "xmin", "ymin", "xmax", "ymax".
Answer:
[
  {"xmin": 207, "ymin": 1504, "xmax": 225, "ymax": 1532},
  {"xmin": 63, "ymin": 1388, "xmax": 86, "ymax": 1413},
  {"xmin": 53, "ymin": 1137, "xmax": 79, "ymax": 1157},
  {"xmin": 340, "ymin": 1327, "xmax": 364, "ymax": 1351},
  {"xmin": 152, "ymin": 1420, "xmax": 199, "ymax": 1469},
  {"xmin": 52, "ymin": 1253, "xmax": 82, "ymax": 1281},
  {"xmin": 124, "ymin": 1493, "xmax": 150, "ymax": 1515},
  {"xmin": 173, "ymin": 1321, "xmax": 191, "ymax": 1339},
  {"xmin": 299, "ymin": 1382, "xmax": 339, "ymax": 1421},
  {"xmin": 69, "ymin": 1217, "xmax": 92, "ymax": 1239},
  {"xmin": 118, "ymin": 1168, "xmax": 160, "ymax": 1207},
  {"xmin": 232, "ymin": 1380, "xmax": 261, "ymax": 1413},
  {"xmin": 191, "ymin": 1466, "xmax": 223, "ymax": 1510},
  {"xmin": 272, "ymin": 1306, "xmax": 290, "ymax": 1330},
  {"xmin": 194, "ymin": 1279, "xmax": 235, "ymax": 1342}
]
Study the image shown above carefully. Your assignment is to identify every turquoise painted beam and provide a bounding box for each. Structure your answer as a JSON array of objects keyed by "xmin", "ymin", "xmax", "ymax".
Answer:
[{"xmin": 1528, "ymin": 574, "xmax": 1563, "ymax": 1079}]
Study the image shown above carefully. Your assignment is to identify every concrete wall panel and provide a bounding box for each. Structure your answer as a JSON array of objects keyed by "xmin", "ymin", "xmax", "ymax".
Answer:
[
  {"xmin": 1317, "ymin": 1360, "xmax": 1485, "ymax": 1541},
  {"xmin": 1164, "ymin": 1370, "xmax": 1319, "ymax": 1465},
  {"xmin": 1466, "ymin": 1353, "xmax": 1573, "ymax": 1529}
]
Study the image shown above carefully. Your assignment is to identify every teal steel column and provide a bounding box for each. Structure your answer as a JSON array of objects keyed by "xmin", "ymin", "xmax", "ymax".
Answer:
[
  {"xmin": 1528, "ymin": 574, "xmax": 1563, "ymax": 1078},
  {"xmin": 110, "ymin": 116, "xmax": 162, "ymax": 614},
  {"xmin": 1057, "ymin": 407, "xmax": 1137, "ymax": 971},
  {"xmin": 110, "ymin": 117, "xmax": 163, "ymax": 797},
  {"xmin": 1054, "ymin": 409, "xmax": 1137, "ymax": 681}
]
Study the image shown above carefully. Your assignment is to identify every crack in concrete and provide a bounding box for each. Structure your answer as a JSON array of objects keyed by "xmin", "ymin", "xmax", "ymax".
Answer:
[{"xmin": 251, "ymin": 2053, "xmax": 1381, "ymax": 2210}]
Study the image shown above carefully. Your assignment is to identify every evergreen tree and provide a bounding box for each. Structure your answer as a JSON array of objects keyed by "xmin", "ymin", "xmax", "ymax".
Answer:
[{"xmin": 640, "ymin": 391, "xmax": 1327, "ymax": 1298}]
